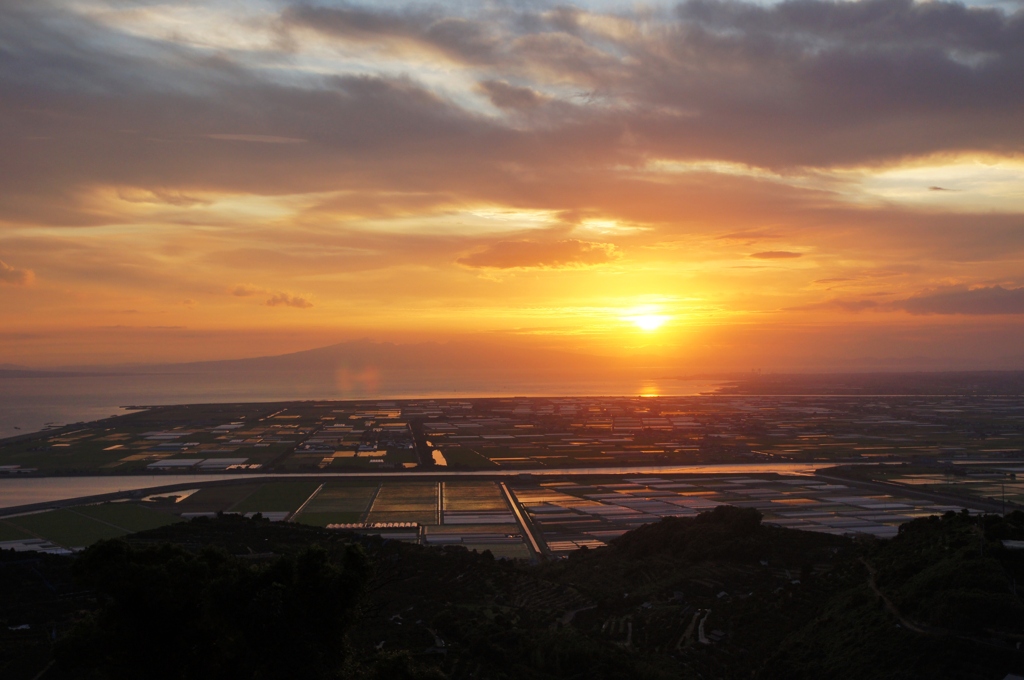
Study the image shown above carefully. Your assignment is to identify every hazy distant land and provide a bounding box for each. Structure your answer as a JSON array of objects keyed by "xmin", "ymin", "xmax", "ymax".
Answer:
[{"xmin": 4, "ymin": 339, "xmax": 1024, "ymax": 440}]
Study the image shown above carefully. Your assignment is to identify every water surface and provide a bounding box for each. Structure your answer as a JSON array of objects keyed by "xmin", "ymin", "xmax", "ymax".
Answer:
[{"xmin": 0, "ymin": 372, "xmax": 724, "ymax": 439}]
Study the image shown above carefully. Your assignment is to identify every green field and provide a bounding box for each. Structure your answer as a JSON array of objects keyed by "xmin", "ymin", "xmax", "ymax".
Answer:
[
  {"xmin": 384, "ymin": 448, "xmax": 418, "ymax": 466},
  {"xmin": 7, "ymin": 509, "xmax": 128, "ymax": 547},
  {"xmin": 75, "ymin": 502, "xmax": 183, "ymax": 533},
  {"xmin": 439, "ymin": 447, "xmax": 498, "ymax": 469},
  {"xmin": 0, "ymin": 520, "xmax": 34, "ymax": 542},
  {"xmin": 292, "ymin": 481, "xmax": 379, "ymax": 526},
  {"xmin": 4, "ymin": 503, "xmax": 182, "ymax": 548},
  {"xmin": 301, "ymin": 482, "xmax": 378, "ymax": 514},
  {"xmin": 175, "ymin": 484, "xmax": 264, "ymax": 513},
  {"xmin": 231, "ymin": 481, "xmax": 322, "ymax": 513}
]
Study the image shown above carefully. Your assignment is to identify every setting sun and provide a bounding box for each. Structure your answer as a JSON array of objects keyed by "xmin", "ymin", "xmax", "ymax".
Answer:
[{"xmin": 632, "ymin": 314, "xmax": 668, "ymax": 332}]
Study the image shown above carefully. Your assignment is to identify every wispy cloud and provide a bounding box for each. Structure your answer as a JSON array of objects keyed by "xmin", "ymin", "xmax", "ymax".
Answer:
[
  {"xmin": 204, "ymin": 134, "xmax": 307, "ymax": 144},
  {"xmin": 232, "ymin": 284, "xmax": 264, "ymax": 297},
  {"xmin": 266, "ymin": 293, "xmax": 313, "ymax": 308},
  {"xmin": 0, "ymin": 259, "xmax": 33, "ymax": 285},
  {"xmin": 458, "ymin": 240, "xmax": 619, "ymax": 269},
  {"xmin": 751, "ymin": 251, "xmax": 802, "ymax": 260},
  {"xmin": 895, "ymin": 286, "xmax": 1024, "ymax": 315}
]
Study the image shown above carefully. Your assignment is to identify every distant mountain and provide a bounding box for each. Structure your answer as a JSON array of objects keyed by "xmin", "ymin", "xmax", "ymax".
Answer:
[
  {"xmin": 0, "ymin": 368, "xmax": 121, "ymax": 378},
  {"xmin": 161, "ymin": 339, "xmax": 627, "ymax": 375}
]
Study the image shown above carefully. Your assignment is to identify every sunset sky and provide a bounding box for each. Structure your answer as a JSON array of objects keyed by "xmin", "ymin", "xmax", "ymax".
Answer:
[{"xmin": 2, "ymin": 0, "xmax": 1024, "ymax": 370}]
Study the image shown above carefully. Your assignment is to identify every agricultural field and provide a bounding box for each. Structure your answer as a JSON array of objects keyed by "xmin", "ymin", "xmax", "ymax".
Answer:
[
  {"xmin": 1, "ymin": 503, "xmax": 180, "ymax": 550},
  {"xmin": 3, "ymin": 394, "xmax": 1023, "ymax": 476},
  {"xmin": 73, "ymin": 502, "xmax": 186, "ymax": 533},
  {"xmin": 230, "ymin": 480, "xmax": 322, "ymax": 514},
  {"xmin": 172, "ymin": 483, "xmax": 264, "ymax": 514},
  {"xmin": 429, "ymin": 481, "xmax": 527, "ymax": 557},
  {"xmin": 366, "ymin": 481, "xmax": 438, "ymax": 524},
  {"xmin": 0, "ymin": 471, "xmax": 1000, "ymax": 561},
  {"xmin": 0, "ymin": 520, "xmax": 34, "ymax": 542},
  {"xmin": 879, "ymin": 468, "xmax": 1023, "ymax": 509},
  {"xmin": 293, "ymin": 481, "xmax": 380, "ymax": 526},
  {"xmin": 443, "ymin": 481, "xmax": 508, "ymax": 511},
  {"xmin": 507, "ymin": 474, "xmax": 980, "ymax": 557}
]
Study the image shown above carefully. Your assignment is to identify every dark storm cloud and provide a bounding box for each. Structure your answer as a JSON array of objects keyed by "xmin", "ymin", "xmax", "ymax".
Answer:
[{"xmin": 896, "ymin": 285, "xmax": 1024, "ymax": 314}]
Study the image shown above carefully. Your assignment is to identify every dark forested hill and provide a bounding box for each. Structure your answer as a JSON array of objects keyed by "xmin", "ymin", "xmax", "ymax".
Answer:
[{"xmin": 2, "ymin": 507, "xmax": 1022, "ymax": 680}]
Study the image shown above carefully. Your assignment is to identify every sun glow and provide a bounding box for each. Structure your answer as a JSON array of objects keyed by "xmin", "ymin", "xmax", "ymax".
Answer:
[{"xmin": 631, "ymin": 314, "xmax": 668, "ymax": 331}]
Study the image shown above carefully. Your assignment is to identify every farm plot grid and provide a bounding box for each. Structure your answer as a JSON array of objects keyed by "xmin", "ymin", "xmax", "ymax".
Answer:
[
  {"xmin": 293, "ymin": 481, "xmax": 380, "ymax": 526},
  {"xmin": 427, "ymin": 481, "xmax": 530, "ymax": 560},
  {"xmin": 507, "ymin": 475, "xmax": 977, "ymax": 557},
  {"xmin": 883, "ymin": 469, "xmax": 1024, "ymax": 508}
]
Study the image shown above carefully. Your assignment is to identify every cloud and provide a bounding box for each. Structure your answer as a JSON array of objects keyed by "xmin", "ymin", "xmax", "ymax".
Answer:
[
  {"xmin": 717, "ymin": 230, "xmax": 784, "ymax": 241},
  {"xmin": 792, "ymin": 298, "xmax": 880, "ymax": 312},
  {"xmin": 0, "ymin": 259, "xmax": 33, "ymax": 285},
  {"xmin": 281, "ymin": 4, "xmax": 501, "ymax": 65},
  {"xmin": 3, "ymin": 0, "xmax": 1024, "ymax": 371},
  {"xmin": 266, "ymin": 293, "xmax": 313, "ymax": 308},
  {"xmin": 750, "ymin": 251, "xmax": 802, "ymax": 259},
  {"xmin": 116, "ymin": 188, "xmax": 209, "ymax": 207},
  {"xmin": 895, "ymin": 286, "xmax": 1024, "ymax": 315},
  {"xmin": 3, "ymin": 0, "xmax": 1024, "ymax": 234},
  {"xmin": 457, "ymin": 240, "xmax": 619, "ymax": 269},
  {"xmin": 204, "ymin": 134, "xmax": 307, "ymax": 144},
  {"xmin": 478, "ymin": 80, "xmax": 544, "ymax": 110}
]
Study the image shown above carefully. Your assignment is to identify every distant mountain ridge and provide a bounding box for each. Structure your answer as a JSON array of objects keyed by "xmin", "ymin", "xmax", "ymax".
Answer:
[
  {"xmin": 3, "ymin": 340, "xmax": 625, "ymax": 377},
  {"xmin": 168, "ymin": 339, "xmax": 620, "ymax": 375}
]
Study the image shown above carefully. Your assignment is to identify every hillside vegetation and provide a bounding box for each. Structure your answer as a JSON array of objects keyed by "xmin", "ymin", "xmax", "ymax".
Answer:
[{"xmin": 2, "ymin": 507, "xmax": 1022, "ymax": 679}]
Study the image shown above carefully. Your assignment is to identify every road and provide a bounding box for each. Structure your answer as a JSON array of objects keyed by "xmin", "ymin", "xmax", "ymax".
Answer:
[
  {"xmin": 407, "ymin": 418, "xmax": 434, "ymax": 469},
  {"xmin": 860, "ymin": 557, "xmax": 1016, "ymax": 650}
]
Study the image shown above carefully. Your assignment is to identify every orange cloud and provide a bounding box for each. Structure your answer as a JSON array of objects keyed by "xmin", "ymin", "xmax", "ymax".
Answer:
[
  {"xmin": 896, "ymin": 286, "xmax": 1024, "ymax": 315},
  {"xmin": 750, "ymin": 251, "xmax": 802, "ymax": 259},
  {"xmin": 266, "ymin": 293, "xmax": 313, "ymax": 308},
  {"xmin": 457, "ymin": 240, "xmax": 619, "ymax": 269},
  {"xmin": 0, "ymin": 259, "xmax": 33, "ymax": 285},
  {"xmin": 232, "ymin": 284, "xmax": 263, "ymax": 297},
  {"xmin": 478, "ymin": 80, "xmax": 545, "ymax": 110},
  {"xmin": 2, "ymin": 0, "xmax": 1024, "ymax": 370}
]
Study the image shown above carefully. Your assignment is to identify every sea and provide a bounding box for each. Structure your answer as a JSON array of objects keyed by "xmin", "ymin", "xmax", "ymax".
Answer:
[{"xmin": 0, "ymin": 372, "xmax": 726, "ymax": 440}]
